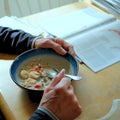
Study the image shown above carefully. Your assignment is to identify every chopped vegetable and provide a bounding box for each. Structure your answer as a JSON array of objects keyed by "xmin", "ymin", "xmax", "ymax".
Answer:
[
  {"xmin": 34, "ymin": 65, "xmax": 40, "ymax": 73},
  {"xmin": 34, "ymin": 84, "xmax": 42, "ymax": 89}
]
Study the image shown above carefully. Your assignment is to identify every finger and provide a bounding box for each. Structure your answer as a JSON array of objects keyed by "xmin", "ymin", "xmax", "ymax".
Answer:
[
  {"xmin": 55, "ymin": 38, "xmax": 76, "ymax": 56},
  {"xmin": 49, "ymin": 40, "xmax": 67, "ymax": 55},
  {"xmin": 48, "ymin": 69, "xmax": 65, "ymax": 88},
  {"xmin": 55, "ymin": 77, "xmax": 71, "ymax": 90},
  {"xmin": 68, "ymin": 86, "xmax": 82, "ymax": 110},
  {"xmin": 62, "ymin": 42, "xmax": 76, "ymax": 56},
  {"xmin": 68, "ymin": 46, "xmax": 76, "ymax": 56}
]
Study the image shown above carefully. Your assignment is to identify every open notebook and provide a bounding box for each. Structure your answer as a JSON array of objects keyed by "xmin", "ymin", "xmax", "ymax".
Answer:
[{"xmin": 37, "ymin": 7, "xmax": 120, "ymax": 72}]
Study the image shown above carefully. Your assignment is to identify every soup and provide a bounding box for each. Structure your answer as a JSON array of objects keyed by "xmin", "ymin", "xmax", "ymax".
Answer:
[{"xmin": 17, "ymin": 56, "xmax": 73, "ymax": 90}]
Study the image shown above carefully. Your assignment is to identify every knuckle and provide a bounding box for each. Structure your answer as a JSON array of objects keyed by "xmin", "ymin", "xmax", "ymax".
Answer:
[
  {"xmin": 54, "ymin": 44, "xmax": 61, "ymax": 49},
  {"xmin": 55, "ymin": 86, "xmax": 65, "ymax": 93}
]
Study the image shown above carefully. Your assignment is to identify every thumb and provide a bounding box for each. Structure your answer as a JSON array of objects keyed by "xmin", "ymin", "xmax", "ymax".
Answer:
[{"xmin": 48, "ymin": 69, "xmax": 65, "ymax": 88}]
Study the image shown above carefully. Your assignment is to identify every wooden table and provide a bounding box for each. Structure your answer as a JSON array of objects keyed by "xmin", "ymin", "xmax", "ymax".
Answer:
[{"xmin": 0, "ymin": 1, "xmax": 120, "ymax": 120}]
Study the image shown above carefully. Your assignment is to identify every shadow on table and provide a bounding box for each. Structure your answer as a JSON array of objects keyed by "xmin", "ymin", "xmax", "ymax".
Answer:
[
  {"xmin": 27, "ymin": 91, "xmax": 43, "ymax": 103},
  {"xmin": 0, "ymin": 110, "xmax": 6, "ymax": 120}
]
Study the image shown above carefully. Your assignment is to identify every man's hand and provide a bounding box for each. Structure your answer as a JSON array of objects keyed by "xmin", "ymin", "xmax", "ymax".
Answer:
[
  {"xmin": 39, "ymin": 69, "xmax": 82, "ymax": 120},
  {"xmin": 34, "ymin": 38, "xmax": 75, "ymax": 56}
]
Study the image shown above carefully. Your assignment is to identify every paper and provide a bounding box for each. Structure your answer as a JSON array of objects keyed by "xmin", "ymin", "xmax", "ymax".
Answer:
[
  {"xmin": 92, "ymin": 0, "xmax": 120, "ymax": 17},
  {"xmin": 38, "ymin": 7, "xmax": 119, "ymax": 72},
  {"xmin": 39, "ymin": 7, "xmax": 115, "ymax": 39},
  {"xmin": 67, "ymin": 20, "xmax": 120, "ymax": 72},
  {"xmin": 0, "ymin": 16, "xmax": 41, "ymax": 36}
]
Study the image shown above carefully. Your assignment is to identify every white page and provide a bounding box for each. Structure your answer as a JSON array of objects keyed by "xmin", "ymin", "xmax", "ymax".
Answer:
[
  {"xmin": 0, "ymin": 16, "xmax": 42, "ymax": 36},
  {"xmin": 39, "ymin": 7, "xmax": 115, "ymax": 39},
  {"xmin": 67, "ymin": 20, "xmax": 120, "ymax": 72}
]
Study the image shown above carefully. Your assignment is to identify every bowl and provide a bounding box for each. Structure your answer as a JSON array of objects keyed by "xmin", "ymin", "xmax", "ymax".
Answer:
[{"xmin": 10, "ymin": 48, "xmax": 79, "ymax": 93}]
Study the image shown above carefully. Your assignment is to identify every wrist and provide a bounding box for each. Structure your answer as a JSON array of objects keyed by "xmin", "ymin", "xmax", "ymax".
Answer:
[
  {"xmin": 38, "ymin": 106, "xmax": 59, "ymax": 120},
  {"xmin": 32, "ymin": 32, "xmax": 57, "ymax": 49},
  {"xmin": 32, "ymin": 35, "xmax": 43, "ymax": 48}
]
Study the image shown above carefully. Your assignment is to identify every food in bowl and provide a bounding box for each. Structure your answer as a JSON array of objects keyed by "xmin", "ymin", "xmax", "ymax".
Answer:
[
  {"xmin": 19, "ymin": 63, "xmax": 51, "ymax": 90},
  {"xmin": 10, "ymin": 48, "xmax": 79, "ymax": 91}
]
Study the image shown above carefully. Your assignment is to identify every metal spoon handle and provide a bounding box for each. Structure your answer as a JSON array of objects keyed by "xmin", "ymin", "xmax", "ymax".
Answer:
[{"xmin": 65, "ymin": 74, "xmax": 82, "ymax": 80}]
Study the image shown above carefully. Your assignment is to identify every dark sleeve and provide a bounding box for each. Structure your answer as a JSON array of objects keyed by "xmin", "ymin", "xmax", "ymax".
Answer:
[
  {"xmin": 29, "ymin": 109, "xmax": 53, "ymax": 120},
  {"xmin": 0, "ymin": 26, "xmax": 37, "ymax": 54}
]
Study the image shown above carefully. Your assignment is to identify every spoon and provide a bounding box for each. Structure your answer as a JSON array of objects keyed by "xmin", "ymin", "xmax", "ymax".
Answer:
[{"xmin": 46, "ymin": 68, "xmax": 82, "ymax": 81}]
